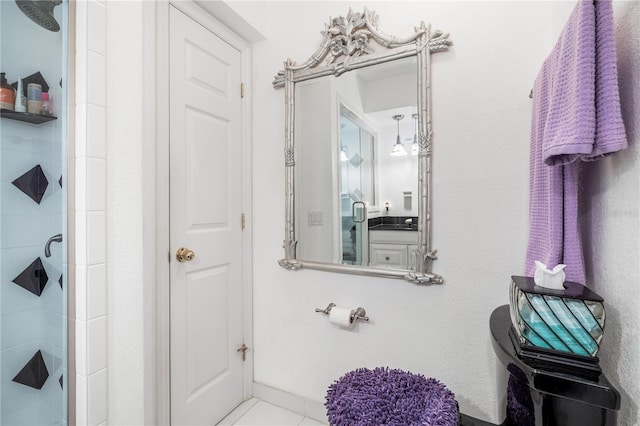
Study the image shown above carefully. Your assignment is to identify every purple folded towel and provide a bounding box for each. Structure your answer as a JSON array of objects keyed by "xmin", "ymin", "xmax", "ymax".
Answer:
[
  {"xmin": 526, "ymin": 0, "xmax": 627, "ymax": 284},
  {"xmin": 539, "ymin": 0, "xmax": 627, "ymax": 166},
  {"xmin": 590, "ymin": 0, "xmax": 627, "ymax": 160},
  {"xmin": 325, "ymin": 367, "xmax": 458, "ymax": 426}
]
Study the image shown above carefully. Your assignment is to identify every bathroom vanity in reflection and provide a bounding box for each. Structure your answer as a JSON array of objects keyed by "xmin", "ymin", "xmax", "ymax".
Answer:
[{"xmin": 368, "ymin": 217, "xmax": 418, "ymax": 270}]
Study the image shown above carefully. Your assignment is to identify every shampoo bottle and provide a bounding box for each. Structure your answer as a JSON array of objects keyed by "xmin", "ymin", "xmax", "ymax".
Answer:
[
  {"xmin": 40, "ymin": 92, "xmax": 52, "ymax": 116},
  {"xmin": 27, "ymin": 83, "xmax": 42, "ymax": 114},
  {"xmin": 14, "ymin": 77, "xmax": 26, "ymax": 112},
  {"xmin": 0, "ymin": 73, "xmax": 15, "ymax": 110}
]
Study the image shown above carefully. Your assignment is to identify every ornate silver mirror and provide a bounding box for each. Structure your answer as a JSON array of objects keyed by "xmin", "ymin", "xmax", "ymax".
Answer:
[{"xmin": 273, "ymin": 8, "xmax": 451, "ymax": 284}]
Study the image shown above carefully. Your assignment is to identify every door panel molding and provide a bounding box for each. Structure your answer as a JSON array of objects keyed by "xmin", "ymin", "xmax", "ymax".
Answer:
[
  {"xmin": 154, "ymin": 1, "xmax": 253, "ymax": 424},
  {"xmin": 170, "ymin": 5, "xmax": 242, "ymax": 424}
]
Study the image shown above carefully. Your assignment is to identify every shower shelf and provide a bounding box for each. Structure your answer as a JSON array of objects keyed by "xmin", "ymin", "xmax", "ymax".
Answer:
[{"xmin": 0, "ymin": 109, "xmax": 57, "ymax": 125}]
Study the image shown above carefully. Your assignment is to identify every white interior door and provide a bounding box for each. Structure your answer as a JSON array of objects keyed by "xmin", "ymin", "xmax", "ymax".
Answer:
[{"xmin": 169, "ymin": 6, "xmax": 244, "ymax": 425}]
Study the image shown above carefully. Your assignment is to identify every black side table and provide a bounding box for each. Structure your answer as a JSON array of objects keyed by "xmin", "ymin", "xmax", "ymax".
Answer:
[{"xmin": 490, "ymin": 305, "xmax": 620, "ymax": 426}]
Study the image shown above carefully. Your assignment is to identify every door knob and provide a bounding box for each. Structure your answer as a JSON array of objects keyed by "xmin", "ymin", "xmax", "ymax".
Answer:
[{"xmin": 176, "ymin": 247, "xmax": 195, "ymax": 262}]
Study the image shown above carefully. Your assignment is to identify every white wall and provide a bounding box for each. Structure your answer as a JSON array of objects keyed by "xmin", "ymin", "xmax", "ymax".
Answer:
[
  {"xmin": 296, "ymin": 78, "xmax": 335, "ymax": 262},
  {"xmin": 581, "ymin": 2, "xmax": 640, "ymax": 424},
  {"xmin": 250, "ymin": 2, "xmax": 553, "ymax": 422},
  {"xmin": 546, "ymin": 2, "xmax": 640, "ymax": 424},
  {"xmin": 85, "ymin": 1, "xmax": 640, "ymax": 425},
  {"xmin": 105, "ymin": 1, "xmax": 146, "ymax": 425}
]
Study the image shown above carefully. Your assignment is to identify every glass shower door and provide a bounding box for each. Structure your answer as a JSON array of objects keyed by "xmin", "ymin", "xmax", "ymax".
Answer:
[
  {"xmin": 0, "ymin": 1, "xmax": 68, "ymax": 424},
  {"xmin": 339, "ymin": 112, "xmax": 375, "ymax": 265}
]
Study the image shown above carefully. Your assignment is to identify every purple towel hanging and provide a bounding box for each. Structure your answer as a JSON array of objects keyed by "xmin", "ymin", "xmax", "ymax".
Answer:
[{"xmin": 525, "ymin": 0, "xmax": 627, "ymax": 284}]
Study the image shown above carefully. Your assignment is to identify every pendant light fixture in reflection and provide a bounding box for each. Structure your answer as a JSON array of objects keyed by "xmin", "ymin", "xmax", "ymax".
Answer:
[
  {"xmin": 411, "ymin": 113, "xmax": 419, "ymax": 156},
  {"xmin": 390, "ymin": 114, "xmax": 407, "ymax": 156}
]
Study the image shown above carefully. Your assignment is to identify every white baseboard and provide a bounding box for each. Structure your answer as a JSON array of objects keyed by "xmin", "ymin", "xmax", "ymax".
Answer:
[{"xmin": 252, "ymin": 382, "xmax": 328, "ymax": 423}]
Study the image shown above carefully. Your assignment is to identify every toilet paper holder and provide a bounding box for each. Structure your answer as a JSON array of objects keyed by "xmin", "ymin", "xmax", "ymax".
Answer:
[{"xmin": 315, "ymin": 303, "xmax": 369, "ymax": 323}]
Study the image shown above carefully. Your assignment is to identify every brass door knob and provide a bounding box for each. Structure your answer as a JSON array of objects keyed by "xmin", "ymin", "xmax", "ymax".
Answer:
[{"xmin": 176, "ymin": 247, "xmax": 195, "ymax": 262}]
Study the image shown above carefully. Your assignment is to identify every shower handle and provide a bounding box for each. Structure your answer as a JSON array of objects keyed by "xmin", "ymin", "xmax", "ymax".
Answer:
[
  {"xmin": 44, "ymin": 233, "xmax": 63, "ymax": 257},
  {"xmin": 176, "ymin": 247, "xmax": 195, "ymax": 262}
]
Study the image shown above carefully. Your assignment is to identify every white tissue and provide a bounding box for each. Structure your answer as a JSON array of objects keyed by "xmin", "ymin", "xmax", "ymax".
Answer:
[
  {"xmin": 533, "ymin": 261, "xmax": 566, "ymax": 290},
  {"xmin": 329, "ymin": 307, "xmax": 353, "ymax": 327}
]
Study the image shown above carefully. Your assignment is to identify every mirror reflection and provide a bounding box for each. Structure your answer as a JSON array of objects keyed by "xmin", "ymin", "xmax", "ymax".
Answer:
[{"xmin": 295, "ymin": 57, "xmax": 420, "ymax": 269}]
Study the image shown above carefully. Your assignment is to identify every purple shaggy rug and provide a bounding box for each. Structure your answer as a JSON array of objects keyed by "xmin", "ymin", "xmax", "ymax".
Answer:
[{"xmin": 325, "ymin": 367, "xmax": 458, "ymax": 426}]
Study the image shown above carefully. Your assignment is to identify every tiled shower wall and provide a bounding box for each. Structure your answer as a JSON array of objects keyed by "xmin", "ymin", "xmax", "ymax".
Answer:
[
  {"xmin": 73, "ymin": 0, "xmax": 108, "ymax": 425},
  {"xmin": 0, "ymin": 2, "xmax": 67, "ymax": 424}
]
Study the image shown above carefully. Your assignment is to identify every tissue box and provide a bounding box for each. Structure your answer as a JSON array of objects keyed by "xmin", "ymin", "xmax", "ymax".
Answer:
[{"xmin": 509, "ymin": 276, "xmax": 605, "ymax": 358}]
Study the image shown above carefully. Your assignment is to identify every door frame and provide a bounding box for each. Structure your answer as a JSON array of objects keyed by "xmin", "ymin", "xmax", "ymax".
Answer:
[{"xmin": 154, "ymin": 1, "xmax": 254, "ymax": 424}]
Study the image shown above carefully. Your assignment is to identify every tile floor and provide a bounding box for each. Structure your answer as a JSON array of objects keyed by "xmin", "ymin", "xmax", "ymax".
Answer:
[
  {"xmin": 218, "ymin": 399, "xmax": 491, "ymax": 426},
  {"xmin": 217, "ymin": 399, "xmax": 328, "ymax": 426}
]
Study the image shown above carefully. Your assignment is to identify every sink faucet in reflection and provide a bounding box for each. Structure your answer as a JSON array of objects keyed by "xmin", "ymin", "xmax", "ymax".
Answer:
[{"xmin": 45, "ymin": 234, "xmax": 63, "ymax": 257}]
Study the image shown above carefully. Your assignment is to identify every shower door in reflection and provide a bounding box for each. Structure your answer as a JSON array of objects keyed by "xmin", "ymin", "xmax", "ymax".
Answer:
[
  {"xmin": 0, "ymin": 1, "xmax": 68, "ymax": 425},
  {"xmin": 339, "ymin": 109, "xmax": 376, "ymax": 266}
]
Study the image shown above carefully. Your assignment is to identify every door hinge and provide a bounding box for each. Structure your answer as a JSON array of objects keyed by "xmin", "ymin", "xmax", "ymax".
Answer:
[
  {"xmin": 240, "ymin": 82, "xmax": 245, "ymax": 98},
  {"xmin": 241, "ymin": 213, "xmax": 246, "ymax": 230},
  {"xmin": 237, "ymin": 344, "xmax": 249, "ymax": 361}
]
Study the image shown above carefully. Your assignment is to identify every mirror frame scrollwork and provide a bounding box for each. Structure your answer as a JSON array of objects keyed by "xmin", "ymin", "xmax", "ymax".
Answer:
[{"xmin": 273, "ymin": 8, "xmax": 451, "ymax": 284}]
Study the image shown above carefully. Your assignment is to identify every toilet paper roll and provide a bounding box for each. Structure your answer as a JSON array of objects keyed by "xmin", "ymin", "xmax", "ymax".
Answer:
[{"xmin": 329, "ymin": 307, "xmax": 353, "ymax": 327}]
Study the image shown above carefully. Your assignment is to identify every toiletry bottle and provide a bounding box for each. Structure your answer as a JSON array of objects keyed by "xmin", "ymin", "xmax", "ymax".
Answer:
[
  {"xmin": 40, "ymin": 92, "xmax": 52, "ymax": 116},
  {"xmin": 27, "ymin": 83, "xmax": 42, "ymax": 114},
  {"xmin": 0, "ymin": 73, "xmax": 15, "ymax": 110},
  {"xmin": 14, "ymin": 77, "xmax": 26, "ymax": 112}
]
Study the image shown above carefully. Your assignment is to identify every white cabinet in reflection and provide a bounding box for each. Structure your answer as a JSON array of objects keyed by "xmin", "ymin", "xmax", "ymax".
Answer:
[{"xmin": 369, "ymin": 231, "xmax": 418, "ymax": 270}]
